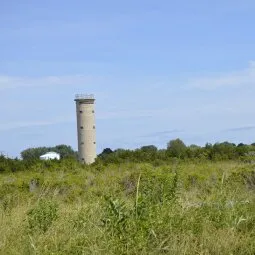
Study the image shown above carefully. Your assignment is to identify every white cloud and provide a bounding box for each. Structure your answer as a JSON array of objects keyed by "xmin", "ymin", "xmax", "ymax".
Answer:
[
  {"xmin": 0, "ymin": 75, "xmax": 102, "ymax": 90},
  {"xmin": 0, "ymin": 116, "xmax": 75, "ymax": 131},
  {"xmin": 186, "ymin": 61, "xmax": 255, "ymax": 90},
  {"xmin": 0, "ymin": 121, "xmax": 55, "ymax": 131}
]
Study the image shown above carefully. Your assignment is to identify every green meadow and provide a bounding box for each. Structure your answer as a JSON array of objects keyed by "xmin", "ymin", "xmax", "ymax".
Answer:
[{"xmin": 0, "ymin": 157, "xmax": 254, "ymax": 254}]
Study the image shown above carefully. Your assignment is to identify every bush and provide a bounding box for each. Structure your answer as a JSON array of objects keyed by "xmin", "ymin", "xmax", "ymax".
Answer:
[{"xmin": 27, "ymin": 199, "xmax": 58, "ymax": 233}]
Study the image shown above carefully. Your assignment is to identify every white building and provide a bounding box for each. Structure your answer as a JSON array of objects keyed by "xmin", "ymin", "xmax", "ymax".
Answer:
[{"xmin": 39, "ymin": 152, "xmax": 60, "ymax": 160}]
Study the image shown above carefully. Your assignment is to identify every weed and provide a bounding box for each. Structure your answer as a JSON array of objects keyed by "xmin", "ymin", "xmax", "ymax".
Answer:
[{"xmin": 26, "ymin": 198, "xmax": 58, "ymax": 233}]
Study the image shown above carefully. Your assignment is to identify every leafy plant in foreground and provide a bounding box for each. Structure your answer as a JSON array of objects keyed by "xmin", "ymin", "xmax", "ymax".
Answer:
[{"xmin": 26, "ymin": 199, "xmax": 58, "ymax": 233}]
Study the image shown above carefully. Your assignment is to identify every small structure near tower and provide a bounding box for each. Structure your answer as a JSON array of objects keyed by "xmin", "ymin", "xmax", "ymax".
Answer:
[
  {"xmin": 74, "ymin": 94, "xmax": 96, "ymax": 164},
  {"xmin": 39, "ymin": 152, "xmax": 60, "ymax": 160}
]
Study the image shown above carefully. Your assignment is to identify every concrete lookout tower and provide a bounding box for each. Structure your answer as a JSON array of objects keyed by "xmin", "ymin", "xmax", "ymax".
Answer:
[{"xmin": 75, "ymin": 94, "xmax": 96, "ymax": 164}]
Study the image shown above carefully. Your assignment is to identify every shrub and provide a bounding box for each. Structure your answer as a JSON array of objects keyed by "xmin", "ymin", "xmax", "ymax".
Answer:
[{"xmin": 27, "ymin": 199, "xmax": 58, "ymax": 233}]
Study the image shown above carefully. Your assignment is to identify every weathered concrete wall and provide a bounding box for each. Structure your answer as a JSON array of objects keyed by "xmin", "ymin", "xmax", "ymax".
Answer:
[{"xmin": 75, "ymin": 97, "xmax": 96, "ymax": 164}]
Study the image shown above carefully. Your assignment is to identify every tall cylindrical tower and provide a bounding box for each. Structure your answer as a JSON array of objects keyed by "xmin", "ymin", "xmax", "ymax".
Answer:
[{"xmin": 74, "ymin": 94, "xmax": 96, "ymax": 164}]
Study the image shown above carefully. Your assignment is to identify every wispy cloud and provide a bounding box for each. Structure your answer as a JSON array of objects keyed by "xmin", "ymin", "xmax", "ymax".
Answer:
[
  {"xmin": 0, "ymin": 109, "xmax": 156, "ymax": 131},
  {"xmin": 140, "ymin": 129, "xmax": 183, "ymax": 138},
  {"xmin": 186, "ymin": 61, "xmax": 255, "ymax": 90},
  {"xmin": 0, "ymin": 75, "xmax": 102, "ymax": 90},
  {"xmin": 0, "ymin": 116, "xmax": 74, "ymax": 131},
  {"xmin": 97, "ymin": 109, "xmax": 155, "ymax": 120},
  {"xmin": 223, "ymin": 126, "xmax": 255, "ymax": 133}
]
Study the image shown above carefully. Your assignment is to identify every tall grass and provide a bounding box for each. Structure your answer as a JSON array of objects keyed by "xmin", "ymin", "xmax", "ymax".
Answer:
[{"xmin": 0, "ymin": 160, "xmax": 254, "ymax": 254}]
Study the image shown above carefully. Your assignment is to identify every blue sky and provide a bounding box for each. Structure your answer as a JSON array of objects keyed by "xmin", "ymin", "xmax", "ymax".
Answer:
[{"xmin": 1, "ymin": 0, "xmax": 255, "ymax": 157}]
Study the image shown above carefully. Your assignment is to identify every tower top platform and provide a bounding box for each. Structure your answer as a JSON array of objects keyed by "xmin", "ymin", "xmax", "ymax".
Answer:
[
  {"xmin": 75, "ymin": 94, "xmax": 95, "ymax": 100},
  {"xmin": 74, "ymin": 94, "xmax": 95, "ymax": 103}
]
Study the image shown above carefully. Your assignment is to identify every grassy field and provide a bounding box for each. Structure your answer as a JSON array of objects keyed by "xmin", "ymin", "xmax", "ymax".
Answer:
[{"xmin": 0, "ymin": 160, "xmax": 255, "ymax": 254}]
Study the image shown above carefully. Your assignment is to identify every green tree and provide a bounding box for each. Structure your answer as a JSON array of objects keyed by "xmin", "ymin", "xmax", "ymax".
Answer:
[
  {"xmin": 100, "ymin": 148, "xmax": 114, "ymax": 156},
  {"xmin": 167, "ymin": 138, "xmax": 187, "ymax": 158},
  {"xmin": 21, "ymin": 145, "xmax": 76, "ymax": 160},
  {"xmin": 186, "ymin": 144, "xmax": 202, "ymax": 159},
  {"xmin": 140, "ymin": 145, "xmax": 157, "ymax": 153},
  {"xmin": 21, "ymin": 147, "xmax": 49, "ymax": 160},
  {"xmin": 54, "ymin": 144, "xmax": 77, "ymax": 159},
  {"xmin": 212, "ymin": 142, "xmax": 237, "ymax": 160}
]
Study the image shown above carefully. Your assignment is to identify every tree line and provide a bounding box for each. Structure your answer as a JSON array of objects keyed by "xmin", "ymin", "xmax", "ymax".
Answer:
[
  {"xmin": 13, "ymin": 139, "xmax": 255, "ymax": 162},
  {"xmin": 97, "ymin": 138, "xmax": 255, "ymax": 164},
  {"xmin": 1, "ymin": 139, "xmax": 255, "ymax": 173},
  {"xmin": 20, "ymin": 144, "xmax": 77, "ymax": 161}
]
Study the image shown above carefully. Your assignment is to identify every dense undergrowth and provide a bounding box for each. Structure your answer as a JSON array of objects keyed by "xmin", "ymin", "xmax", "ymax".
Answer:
[{"xmin": 0, "ymin": 157, "xmax": 255, "ymax": 254}]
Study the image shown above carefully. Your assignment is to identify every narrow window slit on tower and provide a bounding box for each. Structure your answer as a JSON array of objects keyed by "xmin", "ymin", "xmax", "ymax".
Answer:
[
  {"xmin": 93, "ymin": 125, "xmax": 95, "ymax": 129},
  {"xmin": 80, "ymin": 126, "xmax": 84, "ymax": 129},
  {"xmin": 80, "ymin": 110, "xmax": 83, "ymax": 113}
]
